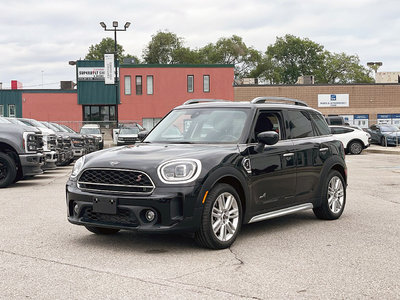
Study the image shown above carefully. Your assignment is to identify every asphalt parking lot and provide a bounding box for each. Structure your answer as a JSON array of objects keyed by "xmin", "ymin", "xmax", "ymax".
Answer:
[{"xmin": 1, "ymin": 153, "xmax": 400, "ymax": 299}]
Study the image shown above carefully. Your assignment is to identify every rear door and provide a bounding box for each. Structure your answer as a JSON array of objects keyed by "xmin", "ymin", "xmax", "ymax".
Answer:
[{"xmin": 286, "ymin": 110, "xmax": 331, "ymax": 205}]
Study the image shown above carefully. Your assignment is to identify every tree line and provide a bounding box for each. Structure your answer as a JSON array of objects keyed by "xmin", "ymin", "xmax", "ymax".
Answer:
[{"xmin": 85, "ymin": 31, "xmax": 374, "ymax": 84}]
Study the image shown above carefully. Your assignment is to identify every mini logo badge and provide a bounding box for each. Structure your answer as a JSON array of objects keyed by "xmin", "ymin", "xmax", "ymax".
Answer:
[{"xmin": 110, "ymin": 161, "xmax": 120, "ymax": 167}]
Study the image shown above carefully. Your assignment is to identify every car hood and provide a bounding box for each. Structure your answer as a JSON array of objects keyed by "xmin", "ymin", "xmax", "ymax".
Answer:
[{"xmin": 82, "ymin": 143, "xmax": 240, "ymax": 181}]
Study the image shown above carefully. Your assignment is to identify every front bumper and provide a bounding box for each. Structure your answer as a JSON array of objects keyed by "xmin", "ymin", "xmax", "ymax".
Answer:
[
  {"xmin": 66, "ymin": 181, "xmax": 203, "ymax": 233},
  {"xmin": 43, "ymin": 151, "xmax": 57, "ymax": 170},
  {"xmin": 19, "ymin": 153, "xmax": 44, "ymax": 176}
]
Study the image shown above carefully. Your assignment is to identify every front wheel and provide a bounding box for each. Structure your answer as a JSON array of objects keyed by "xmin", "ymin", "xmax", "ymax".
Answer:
[
  {"xmin": 195, "ymin": 183, "xmax": 242, "ymax": 249},
  {"xmin": 85, "ymin": 225, "xmax": 120, "ymax": 235},
  {"xmin": 313, "ymin": 170, "xmax": 346, "ymax": 220},
  {"xmin": 0, "ymin": 152, "xmax": 17, "ymax": 188}
]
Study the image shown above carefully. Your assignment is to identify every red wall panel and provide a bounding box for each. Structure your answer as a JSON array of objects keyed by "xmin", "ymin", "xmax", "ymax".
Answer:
[
  {"xmin": 118, "ymin": 67, "xmax": 234, "ymax": 121},
  {"xmin": 22, "ymin": 92, "xmax": 81, "ymax": 121}
]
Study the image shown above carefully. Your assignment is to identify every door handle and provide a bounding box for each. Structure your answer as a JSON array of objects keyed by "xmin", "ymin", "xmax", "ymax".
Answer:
[
  {"xmin": 283, "ymin": 153, "xmax": 294, "ymax": 157},
  {"xmin": 319, "ymin": 148, "xmax": 328, "ymax": 152}
]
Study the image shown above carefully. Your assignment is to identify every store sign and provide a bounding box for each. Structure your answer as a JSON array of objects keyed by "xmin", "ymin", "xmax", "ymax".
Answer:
[
  {"xmin": 104, "ymin": 54, "xmax": 115, "ymax": 84},
  {"xmin": 78, "ymin": 67, "xmax": 105, "ymax": 81},
  {"xmin": 318, "ymin": 94, "xmax": 349, "ymax": 107}
]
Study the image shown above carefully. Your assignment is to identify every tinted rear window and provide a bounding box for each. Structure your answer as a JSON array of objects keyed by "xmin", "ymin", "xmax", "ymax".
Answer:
[{"xmin": 287, "ymin": 110, "xmax": 314, "ymax": 139}]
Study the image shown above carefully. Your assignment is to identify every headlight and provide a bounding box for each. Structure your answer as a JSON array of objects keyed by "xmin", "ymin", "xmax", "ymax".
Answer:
[
  {"xmin": 23, "ymin": 132, "xmax": 38, "ymax": 152},
  {"xmin": 71, "ymin": 156, "xmax": 85, "ymax": 178},
  {"xmin": 157, "ymin": 159, "xmax": 201, "ymax": 184}
]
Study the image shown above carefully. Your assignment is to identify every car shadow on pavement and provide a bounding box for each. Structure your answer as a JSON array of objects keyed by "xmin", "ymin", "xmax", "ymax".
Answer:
[{"xmin": 69, "ymin": 211, "xmax": 317, "ymax": 252}]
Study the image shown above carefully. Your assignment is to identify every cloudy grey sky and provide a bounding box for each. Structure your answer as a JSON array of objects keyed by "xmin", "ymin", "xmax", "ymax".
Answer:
[{"xmin": 1, "ymin": 0, "xmax": 399, "ymax": 89}]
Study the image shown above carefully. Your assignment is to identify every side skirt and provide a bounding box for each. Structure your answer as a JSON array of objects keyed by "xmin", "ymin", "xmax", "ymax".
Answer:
[{"xmin": 248, "ymin": 203, "xmax": 313, "ymax": 224}]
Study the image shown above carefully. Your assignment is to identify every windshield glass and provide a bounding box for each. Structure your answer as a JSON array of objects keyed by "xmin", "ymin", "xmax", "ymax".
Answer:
[
  {"xmin": 0, "ymin": 117, "xmax": 10, "ymax": 123},
  {"xmin": 21, "ymin": 119, "xmax": 47, "ymax": 129},
  {"xmin": 120, "ymin": 127, "xmax": 139, "ymax": 135},
  {"xmin": 50, "ymin": 123, "xmax": 68, "ymax": 132},
  {"xmin": 42, "ymin": 122, "xmax": 60, "ymax": 132},
  {"xmin": 145, "ymin": 108, "xmax": 250, "ymax": 144},
  {"xmin": 80, "ymin": 128, "xmax": 101, "ymax": 135},
  {"xmin": 381, "ymin": 126, "xmax": 398, "ymax": 132},
  {"xmin": 60, "ymin": 125, "xmax": 76, "ymax": 133}
]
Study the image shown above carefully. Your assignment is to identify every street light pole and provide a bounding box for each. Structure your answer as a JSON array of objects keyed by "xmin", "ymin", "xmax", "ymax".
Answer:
[{"xmin": 100, "ymin": 21, "xmax": 131, "ymax": 127}]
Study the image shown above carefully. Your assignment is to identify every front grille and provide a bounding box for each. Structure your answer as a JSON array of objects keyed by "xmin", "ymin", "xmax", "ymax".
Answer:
[
  {"xmin": 81, "ymin": 207, "xmax": 139, "ymax": 227},
  {"xmin": 78, "ymin": 168, "xmax": 154, "ymax": 194},
  {"xmin": 71, "ymin": 138, "xmax": 84, "ymax": 148},
  {"xmin": 48, "ymin": 135, "xmax": 57, "ymax": 151}
]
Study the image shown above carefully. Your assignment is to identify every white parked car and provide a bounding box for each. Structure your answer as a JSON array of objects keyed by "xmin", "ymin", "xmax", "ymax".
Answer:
[{"xmin": 330, "ymin": 126, "xmax": 371, "ymax": 155}]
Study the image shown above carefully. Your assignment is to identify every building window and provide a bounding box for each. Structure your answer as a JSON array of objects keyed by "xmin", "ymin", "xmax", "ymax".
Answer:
[
  {"xmin": 124, "ymin": 76, "xmax": 131, "ymax": 95},
  {"xmin": 187, "ymin": 75, "xmax": 194, "ymax": 93},
  {"xmin": 8, "ymin": 105, "xmax": 16, "ymax": 118},
  {"xmin": 136, "ymin": 76, "xmax": 142, "ymax": 95},
  {"xmin": 83, "ymin": 105, "xmax": 116, "ymax": 122},
  {"xmin": 147, "ymin": 75, "xmax": 154, "ymax": 95},
  {"xmin": 0, "ymin": 105, "xmax": 4, "ymax": 117},
  {"xmin": 203, "ymin": 75, "xmax": 210, "ymax": 92}
]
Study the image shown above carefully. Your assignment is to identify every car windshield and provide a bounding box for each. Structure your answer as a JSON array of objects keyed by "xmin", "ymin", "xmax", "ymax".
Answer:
[
  {"xmin": 0, "ymin": 117, "xmax": 10, "ymax": 123},
  {"xmin": 20, "ymin": 118, "xmax": 47, "ymax": 128},
  {"xmin": 120, "ymin": 127, "xmax": 139, "ymax": 135},
  {"xmin": 144, "ymin": 108, "xmax": 250, "ymax": 144},
  {"xmin": 80, "ymin": 128, "xmax": 100, "ymax": 134},
  {"xmin": 381, "ymin": 125, "xmax": 398, "ymax": 132}
]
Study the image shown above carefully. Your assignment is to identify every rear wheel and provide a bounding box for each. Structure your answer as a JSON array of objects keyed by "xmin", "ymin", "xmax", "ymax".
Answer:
[
  {"xmin": 195, "ymin": 183, "xmax": 242, "ymax": 249},
  {"xmin": 313, "ymin": 170, "xmax": 346, "ymax": 220},
  {"xmin": 0, "ymin": 152, "xmax": 17, "ymax": 188},
  {"xmin": 85, "ymin": 225, "xmax": 120, "ymax": 235},
  {"xmin": 348, "ymin": 141, "xmax": 363, "ymax": 155}
]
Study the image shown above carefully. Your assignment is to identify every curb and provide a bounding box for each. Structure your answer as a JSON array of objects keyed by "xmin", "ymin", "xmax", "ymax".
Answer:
[{"xmin": 365, "ymin": 148, "xmax": 400, "ymax": 155}]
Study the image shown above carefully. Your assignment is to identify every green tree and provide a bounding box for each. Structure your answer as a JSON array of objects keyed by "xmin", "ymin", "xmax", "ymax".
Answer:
[
  {"xmin": 316, "ymin": 52, "xmax": 373, "ymax": 83},
  {"xmin": 265, "ymin": 34, "xmax": 325, "ymax": 84},
  {"xmin": 142, "ymin": 31, "xmax": 184, "ymax": 64},
  {"xmin": 199, "ymin": 35, "xmax": 262, "ymax": 78},
  {"xmin": 85, "ymin": 37, "xmax": 126, "ymax": 62}
]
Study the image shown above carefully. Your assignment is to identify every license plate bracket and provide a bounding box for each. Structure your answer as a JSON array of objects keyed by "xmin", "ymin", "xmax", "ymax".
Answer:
[{"xmin": 93, "ymin": 196, "xmax": 117, "ymax": 214}]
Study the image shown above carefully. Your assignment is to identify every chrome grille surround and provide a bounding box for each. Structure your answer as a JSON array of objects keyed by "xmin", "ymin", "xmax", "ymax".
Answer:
[{"xmin": 77, "ymin": 168, "xmax": 155, "ymax": 195}]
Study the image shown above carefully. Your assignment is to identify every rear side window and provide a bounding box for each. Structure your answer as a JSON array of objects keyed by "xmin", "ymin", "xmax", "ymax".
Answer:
[
  {"xmin": 310, "ymin": 112, "xmax": 331, "ymax": 136},
  {"xmin": 331, "ymin": 127, "xmax": 353, "ymax": 134},
  {"xmin": 287, "ymin": 110, "xmax": 314, "ymax": 139}
]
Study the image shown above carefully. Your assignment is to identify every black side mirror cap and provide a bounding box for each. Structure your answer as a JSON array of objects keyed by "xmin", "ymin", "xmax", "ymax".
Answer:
[
  {"xmin": 138, "ymin": 130, "xmax": 149, "ymax": 141},
  {"xmin": 255, "ymin": 131, "xmax": 279, "ymax": 152}
]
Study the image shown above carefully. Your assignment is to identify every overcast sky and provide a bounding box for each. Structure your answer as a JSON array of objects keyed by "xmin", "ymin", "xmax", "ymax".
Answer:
[{"xmin": 1, "ymin": 0, "xmax": 399, "ymax": 89}]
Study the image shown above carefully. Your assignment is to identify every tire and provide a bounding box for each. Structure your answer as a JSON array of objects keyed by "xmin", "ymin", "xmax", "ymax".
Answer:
[
  {"xmin": 84, "ymin": 225, "xmax": 120, "ymax": 235},
  {"xmin": 0, "ymin": 152, "xmax": 17, "ymax": 188},
  {"xmin": 195, "ymin": 183, "xmax": 242, "ymax": 249},
  {"xmin": 313, "ymin": 170, "xmax": 346, "ymax": 220},
  {"xmin": 348, "ymin": 141, "xmax": 363, "ymax": 155}
]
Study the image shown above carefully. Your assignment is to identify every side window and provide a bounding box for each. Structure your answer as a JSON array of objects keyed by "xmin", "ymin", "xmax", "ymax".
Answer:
[
  {"xmin": 287, "ymin": 110, "xmax": 314, "ymax": 139},
  {"xmin": 136, "ymin": 76, "xmax": 142, "ymax": 95},
  {"xmin": 124, "ymin": 76, "xmax": 131, "ymax": 95},
  {"xmin": 252, "ymin": 111, "xmax": 283, "ymax": 143},
  {"xmin": 0, "ymin": 105, "xmax": 4, "ymax": 117},
  {"xmin": 187, "ymin": 75, "xmax": 194, "ymax": 93},
  {"xmin": 8, "ymin": 105, "xmax": 16, "ymax": 118},
  {"xmin": 310, "ymin": 112, "xmax": 330, "ymax": 136}
]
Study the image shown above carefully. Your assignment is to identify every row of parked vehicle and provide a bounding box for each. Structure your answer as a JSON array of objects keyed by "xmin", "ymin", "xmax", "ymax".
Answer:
[{"xmin": 0, "ymin": 118, "xmax": 103, "ymax": 188}]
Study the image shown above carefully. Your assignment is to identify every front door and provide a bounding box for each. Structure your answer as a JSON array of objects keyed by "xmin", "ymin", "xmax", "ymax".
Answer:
[{"xmin": 247, "ymin": 110, "xmax": 296, "ymax": 214}]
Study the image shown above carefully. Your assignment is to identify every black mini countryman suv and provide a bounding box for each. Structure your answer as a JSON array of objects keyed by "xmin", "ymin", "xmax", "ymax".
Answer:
[{"xmin": 66, "ymin": 97, "xmax": 347, "ymax": 249}]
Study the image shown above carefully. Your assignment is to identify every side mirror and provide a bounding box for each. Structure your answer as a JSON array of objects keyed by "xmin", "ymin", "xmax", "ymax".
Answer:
[
  {"xmin": 101, "ymin": 132, "xmax": 105, "ymax": 135},
  {"xmin": 255, "ymin": 131, "xmax": 279, "ymax": 153},
  {"xmin": 138, "ymin": 130, "xmax": 149, "ymax": 141}
]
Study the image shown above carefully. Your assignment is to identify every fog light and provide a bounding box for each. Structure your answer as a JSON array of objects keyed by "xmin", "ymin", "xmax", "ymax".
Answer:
[
  {"xmin": 74, "ymin": 204, "xmax": 79, "ymax": 215},
  {"xmin": 145, "ymin": 210, "xmax": 155, "ymax": 222}
]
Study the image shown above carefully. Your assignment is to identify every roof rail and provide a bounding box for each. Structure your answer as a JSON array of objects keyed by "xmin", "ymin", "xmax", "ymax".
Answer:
[
  {"xmin": 250, "ymin": 97, "xmax": 308, "ymax": 107},
  {"xmin": 183, "ymin": 99, "xmax": 227, "ymax": 105}
]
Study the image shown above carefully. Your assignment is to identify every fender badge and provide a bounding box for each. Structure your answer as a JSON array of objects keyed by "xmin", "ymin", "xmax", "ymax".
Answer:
[{"xmin": 110, "ymin": 161, "xmax": 120, "ymax": 167}]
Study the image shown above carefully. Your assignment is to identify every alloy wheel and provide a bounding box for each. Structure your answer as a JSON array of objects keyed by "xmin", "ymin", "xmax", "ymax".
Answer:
[
  {"xmin": 327, "ymin": 176, "xmax": 345, "ymax": 214},
  {"xmin": 211, "ymin": 192, "xmax": 239, "ymax": 242}
]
